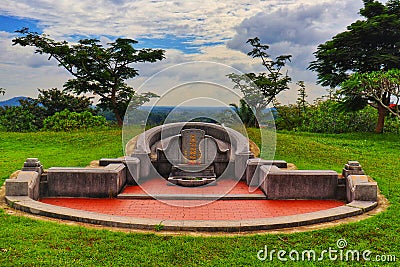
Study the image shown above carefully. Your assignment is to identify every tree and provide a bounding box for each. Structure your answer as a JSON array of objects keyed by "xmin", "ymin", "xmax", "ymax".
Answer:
[
  {"xmin": 37, "ymin": 88, "xmax": 94, "ymax": 117},
  {"xmin": 296, "ymin": 81, "xmax": 308, "ymax": 115},
  {"xmin": 0, "ymin": 88, "xmax": 5, "ymax": 96},
  {"xmin": 341, "ymin": 69, "xmax": 400, "ymax": 121},
  {"xmin": 13, "ymin": 28, "xmax": 165, "ymax": 126},
  {"xmin": 230, "ymin": 99, "xmax": 259, "ymax": 128},
  {"xmin": 309, "ymin": 0, "xmax": 400, "ymax": 132},
  {"xmin": 228, "ymin": 37, "xmax": 292, "ymax": 128},
  {"xmin": 227, "ymin": 72, "xmax": 267, "ymax": 125}
]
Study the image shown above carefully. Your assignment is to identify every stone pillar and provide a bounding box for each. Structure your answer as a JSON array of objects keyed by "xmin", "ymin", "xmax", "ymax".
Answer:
[
  {"xmin": 124, "ymin": 157, "xmax": 140, "ymax": 185},
  {"xmin": 342, "ymin": 161, "xmax": 365, "ymax": 178},
  {"xmin": 22, "ymin": 158, "xmax": 43, "ymax": 175},
  {"xmin": 131, "ymin": 151, "xmax": 151, "ymax": 178},
  {"xmin": 235, "ymin": 151, "xmax": 254, "ymax": 180}
]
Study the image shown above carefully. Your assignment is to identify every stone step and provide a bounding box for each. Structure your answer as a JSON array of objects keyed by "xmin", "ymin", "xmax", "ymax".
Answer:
[
  {"xmin": 170, "ymin": 164, "xmax": 216, "ymax": 177},
  {"xmin": 117, "ymin": 193, "xmax": 267, "ymax": 200}
]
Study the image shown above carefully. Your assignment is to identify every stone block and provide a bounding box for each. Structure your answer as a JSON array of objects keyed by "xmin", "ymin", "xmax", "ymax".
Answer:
[
  {"xmin": 235, "ymin": 151, "xmax": 254, "ymax": 180},
  {"xmin": 345, "ymin": 164, "xmax": 363, "ymax": 171},
  {"xmin": 246, "ymin": 159, "xmax": 284, "ymax": 187},
  {"xmin": 47, "ymin": 164, "xmax": 126, "ymax": 198},
  {"xmin": 347, "ymin": 161, "xmax": 360, "ymax": 166},
  {"xmin": 124, "ymin": 157, "xmax": 140, "ymax": 184},
  {"xmin": 5, "ymin": 171, "xmax": 40, "ymax": 200},
  {"xmin": 261, "ymin": 169, "xmax": 338, "ymax": 199},
  {"xmin": 131, "ymin": 151, "xmax": 151, "ymax": 178},
  {"xmin": 21, "ymin": 158, "xmax": 43, "ymax": 173},
  {"xmin": 342, "ymin": 168, "xmax": 365, "ymax": 178},
  {"xmin": 346, "ymin": 175, "xmax": 377, "ymax": 202}
]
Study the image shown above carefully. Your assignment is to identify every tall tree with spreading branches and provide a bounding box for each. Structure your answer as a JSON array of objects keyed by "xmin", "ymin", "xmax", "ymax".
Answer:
[
  {"xmin": 13, "ymin": 28, "xmax": 165, "ymax": 125},
  {"xmin": 309, "ymin": 0, "xmax": 400, "ymax": 132},
  {"xmin": 228, "ymin": 37, "xmax": 292, "ymax": 128}
]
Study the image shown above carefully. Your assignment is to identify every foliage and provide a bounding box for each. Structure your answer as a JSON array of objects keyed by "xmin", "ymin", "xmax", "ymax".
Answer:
[
  {"xmin": 309, "ymin": 0, "xmax": 400, "ymax": 87},
  {"xmin": 43, "ymin": 110, "xmax": 108, "ymax": 131},
  {"xmin": 274, "ymin": 103, "xmax": 305, "ymax": 131},
  {"xmin": 296, "ymin": 81, "xmax": 308, "ymax": 115},
  {"xmin": 275, "ymin": 100, "xmax": 380, "ymax": 133},
  {"xmin": 301, "ymin": 100, "xmax": 378, "ymax": 133},
  {"xmin": 229, "ymin": 99, "xmax": 258, "ymax": 128},
  {"xmin": 0, "ymin": 88, "xmax": 98, "ymax": 132},
  {"xmin": 340, "ymin": 69, "xmax": 400, "ymax": 119},
  {"xmin": 1, "ymin": 129, "xmax": 399, "ymax": 266},
  {"xmin": 228, "ymin": 37, "xmax": 291, "ymax": 127},
  {"xmin": 227, "ymin": 73, "xmax": 268, "ymax": 121},
  {"xmin": 37, "ymin": 88, "xmax": 94, "ymax": 117},
  {"xmin": 0, "ymin": 105, "xmax": 38, "ymax": 132},
  {"xmin": 13, "ymin": 28, "xmax": 164, "ymax": 125},
  {"xmin": 246, "ymin": 37, "xmax": 292, "ymax": 104},
  {"xmin": 309, "ymin": 0, "xmax": 400, "ymax": 133}
]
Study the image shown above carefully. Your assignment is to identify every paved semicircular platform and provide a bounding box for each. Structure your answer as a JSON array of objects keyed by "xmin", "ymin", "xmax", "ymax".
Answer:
[
  {"xmin": 40, "ymin": 198, "xmax": 345, "ymax": 221},
  {"xmin": 12, "ymin": 179, "xmax": 375, "ymax": 232}
]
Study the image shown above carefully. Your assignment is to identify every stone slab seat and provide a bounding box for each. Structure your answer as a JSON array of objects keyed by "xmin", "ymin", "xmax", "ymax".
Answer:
[
  {"xmin": 5, "ymin": 171, "xmax": 40, "ymax": 200},
  {"xmin": 46, "ymin": 163, "xmax": 126, "ymax": 198},
  {"xmin": 260, "ymin": 166, "xmax": 339, "ymax": 200}
]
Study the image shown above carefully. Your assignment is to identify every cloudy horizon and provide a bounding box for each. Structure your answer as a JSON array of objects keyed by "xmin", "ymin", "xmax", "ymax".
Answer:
[{"xmin": 0, "ymin": 0, "xmax": 384, "ymax": 105}]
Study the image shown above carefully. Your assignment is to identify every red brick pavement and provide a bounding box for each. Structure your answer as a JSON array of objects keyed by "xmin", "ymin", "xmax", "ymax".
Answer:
[
  {"xmin": 40, "ymin": 179, "xmax": 344, "ymax": 221},
  {"xmin": 122, "ymin": 179, "xmax": 262, "ymax": 195}
]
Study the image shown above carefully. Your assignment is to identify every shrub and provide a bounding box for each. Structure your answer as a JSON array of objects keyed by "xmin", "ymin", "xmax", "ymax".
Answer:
[
  {"xmin": 274, "ymin": 104, "xmax": 303, "ymax": 131},
  {"xmin": 275, "ymin": 100, "xmax": 379, "ymax": 133},
  {"xmin": 43, "ymin": 110, "xmax": 108, "ymax": 131},
  {"xmin": 0, "ymin": 106, "xmax": 40, "ymax": 132},
  {"xmin": 384, "ymin": 116, "xmax": 400, "ymax": 133},
  {"xmin": 299, "ymin": 100, "xmax": 377, "ymax": 133}
]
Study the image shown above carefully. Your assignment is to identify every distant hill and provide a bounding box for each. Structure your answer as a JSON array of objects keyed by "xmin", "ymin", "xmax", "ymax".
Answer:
[{"xmin": 0, "ymin": 96, "xmax": 30, "ymax": 107}]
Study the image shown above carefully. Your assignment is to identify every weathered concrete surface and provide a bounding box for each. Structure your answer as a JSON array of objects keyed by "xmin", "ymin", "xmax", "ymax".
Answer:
[
  {"xmin": 260, "ymin": 167, "xmax": 338, "ymax": 199},
  {"xmin": 346, "ymin": 175, "xmax": 378, "ymax": 202},
  {"xmin": 46, "ymin": 163, "xmax": 126, "ymax": 198},
  {"xmin": 342, "ymin": 161, "xmax": 365, "ymax": 177},
  {"xmin": 246, "ymin": 158, "xmax": 287, "ymax": 187},
  {"xmin": 99, "ymin": 157, "xmax": 140, "ymax": 185},
  {"xmin": 5, "ymin": 171, "xmax": 40, "ymax": 200}
]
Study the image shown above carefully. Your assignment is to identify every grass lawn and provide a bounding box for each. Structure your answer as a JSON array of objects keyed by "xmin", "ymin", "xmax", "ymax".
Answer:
[{"xmin": 0, "ymin": 129, "xmax": 399, "ymax": 266}]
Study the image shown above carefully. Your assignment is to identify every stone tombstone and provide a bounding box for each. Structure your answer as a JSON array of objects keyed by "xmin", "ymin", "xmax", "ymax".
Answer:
[{"xmin": 181, "ymin": 129, "xmax": 205, "ymax": 164}]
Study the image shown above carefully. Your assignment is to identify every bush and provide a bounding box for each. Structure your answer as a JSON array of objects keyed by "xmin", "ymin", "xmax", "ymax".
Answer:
[
  {"xmin": 384, "ymin": 116, "xmax": 400, "ymax": 133},
  {"xmin": 0, "ymin": 106, "xmax": 40, "ymax": 132},
  {"xmin": 43, "ymin": 110, "xmax": 108, "ymax": 131},
  {"xmin": 300, "ymin": 100, "xmax": 377, "ymax": 133},
  {"xmin": 274, "ymin": 104, "xmax": 303, "ymax": 131},
  {"xmin": 275, "ymin": 100, "xmax": 379, "ymax": 133}
]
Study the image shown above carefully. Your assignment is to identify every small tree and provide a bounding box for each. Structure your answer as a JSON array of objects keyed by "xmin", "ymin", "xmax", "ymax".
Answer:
[
  {"xmin": 37, "ymin": 88, "xmax": 94, "ymax": 117},
  {"xmin": 229, "ymin": 99, "xmax": 259, "ymax": 128},
  {"xmin": 296, "ymin": 81, "xmax": 308, "ymax": 115},
  {"xmin": 13, "ymin": 28, "xmax": 165, "ymax": 126},
  {"xmin": 340, "ymin": 69, "xmax": 400, "ymax": 130},
  {"xmin": 228, "ymin": 38, "xmax": 291, "ymax": 126},
  {"xmin": 0, "ymin": 88, "xmax": 5, "ymax": 96}
]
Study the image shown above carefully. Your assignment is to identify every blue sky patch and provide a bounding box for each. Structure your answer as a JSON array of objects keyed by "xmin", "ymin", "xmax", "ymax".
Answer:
[
  {"xmin": 0, "ymin": 15, "xmax": 42, "ymax": 33},
  {"xmin": 137, "ymin": 34, "xmax": 223, "ymax": 54}
]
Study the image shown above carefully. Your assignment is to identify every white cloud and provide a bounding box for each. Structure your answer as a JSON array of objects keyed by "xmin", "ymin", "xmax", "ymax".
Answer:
[{"xmin": 0, "ymin": 0, "xmax": 370, "ymax": 103}]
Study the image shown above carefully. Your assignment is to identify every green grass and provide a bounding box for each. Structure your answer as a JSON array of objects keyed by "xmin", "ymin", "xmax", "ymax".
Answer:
[{"xmin": 0, "ymin": 129, "xmax": 399, "ymax": 266}]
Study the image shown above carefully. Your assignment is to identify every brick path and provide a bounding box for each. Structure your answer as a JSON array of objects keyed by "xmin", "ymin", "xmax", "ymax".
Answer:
[{"xmin": 40, "ymin": 179, "xmax": 344, "ymax": 221}]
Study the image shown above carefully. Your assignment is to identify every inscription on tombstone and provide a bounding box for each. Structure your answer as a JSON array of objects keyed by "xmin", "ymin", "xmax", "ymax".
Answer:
[{"xmin": 181, "ymin": 129, "xmax": 204, "ymax": 164}]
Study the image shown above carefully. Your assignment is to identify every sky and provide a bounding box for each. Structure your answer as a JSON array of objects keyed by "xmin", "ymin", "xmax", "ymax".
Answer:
[{"xmin": 0, "ymin": 0, "xmax": 381, "ymax": 105}]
